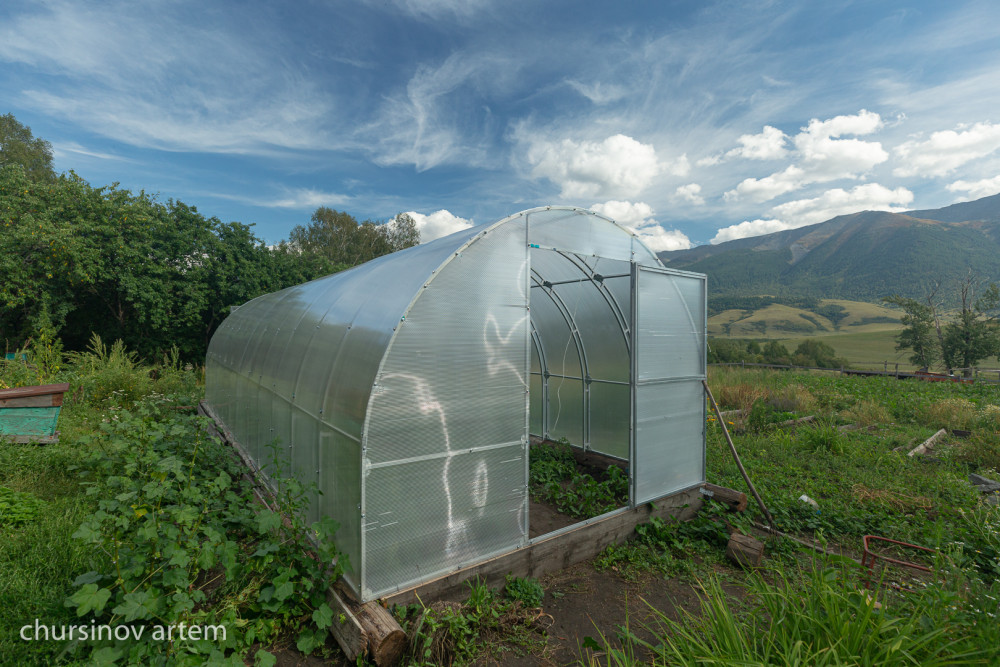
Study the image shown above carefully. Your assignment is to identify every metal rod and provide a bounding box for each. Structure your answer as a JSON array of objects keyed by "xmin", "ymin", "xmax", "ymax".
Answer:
[{"xmin": 703, "ymin": 379, "xmax": 776, "ymax": 532}]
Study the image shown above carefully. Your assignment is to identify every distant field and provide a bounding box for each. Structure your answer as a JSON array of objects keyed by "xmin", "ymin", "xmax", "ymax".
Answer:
[
  {"xmin": 708, "ymin": 297, "xmax": 1000, "ymax": 370},
  {"xmin": 708, "ymin": 298, "xmax": 901, "ymax": 339}
]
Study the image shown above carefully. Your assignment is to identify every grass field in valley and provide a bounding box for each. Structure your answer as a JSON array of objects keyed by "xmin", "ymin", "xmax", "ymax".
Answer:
[{"xmin": 710, "ymin": 298, "xmax": 1000, "ymax": 371}]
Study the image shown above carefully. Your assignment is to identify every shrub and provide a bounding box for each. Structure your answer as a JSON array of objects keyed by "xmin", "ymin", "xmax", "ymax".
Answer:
[
  {"xmin": 841, "ymin": 399, "xmax": 891, "ymax": 426},
  {"xmin": 922, "ymin": 398, "xmax": 978, "ymax": 431}
]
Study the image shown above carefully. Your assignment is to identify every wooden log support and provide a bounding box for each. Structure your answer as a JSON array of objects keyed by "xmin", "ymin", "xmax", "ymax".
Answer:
[
  {"xmin": 908, "ymin": 428, "xmax": 947, "ymax": 458},
  {"xmin": 776, "ymin": 415, "xmax": 816, "ymax": 429},
  {"xmin": 726, "ymin": 532, "xmax": 765, "ymax": 569},
  {"xmin": 702, "ymin": 483, "xmax": 748, "ymax": 512},
  {"xmin": 355, "ymin": 600, "xmax": 407, "ymax": 665}
]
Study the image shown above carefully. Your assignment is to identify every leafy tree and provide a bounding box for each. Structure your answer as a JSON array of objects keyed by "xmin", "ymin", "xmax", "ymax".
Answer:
[
  {"xmin": 762, "ymin": 341, "xmax": 791, "ymax": 365},
  {"xmin": 792, "ymin": 339, "xmax": 844, "ymax": 368},
  {"xmin": 0, "ymin": 114, "xmax": 54, "ymax": 182},
  {"xmin": 287, "ymin": 207, "xmax": 419, "ymax": 268},
  {"xmin": 882, "ymin": 295, "xmax": 939, "ymax": 369},
  {"xmin": 941, "ymin": 275, "xmax": 1000, "ymax": 376}
]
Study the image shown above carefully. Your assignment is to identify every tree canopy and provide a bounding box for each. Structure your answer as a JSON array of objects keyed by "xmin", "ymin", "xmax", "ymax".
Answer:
[
  {"xmin": 885, "ymin": 275, "xmax": 1000, "ymax": 375},
  {"xmin": 0, "ymin": 114, "xmax": 54, "ymax": 182}
]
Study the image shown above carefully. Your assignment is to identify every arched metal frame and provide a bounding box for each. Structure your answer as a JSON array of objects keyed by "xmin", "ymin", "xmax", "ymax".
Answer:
[{"xmin": 205, "ymin": 206, "xmax": 706, "ymax": 602}]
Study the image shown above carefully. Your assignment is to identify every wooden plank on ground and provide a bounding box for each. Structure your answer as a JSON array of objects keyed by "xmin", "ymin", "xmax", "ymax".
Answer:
[
  {"xmin": 381, "ymin": 486, "xmax": 704, "ymax": 607},
  {"xmin": 908, "ymin": 428, "xmax": 947, "ymax": 457},
  {"xmin": 0, "ymin": 382, "xmax": 70, "ymax": 400}
]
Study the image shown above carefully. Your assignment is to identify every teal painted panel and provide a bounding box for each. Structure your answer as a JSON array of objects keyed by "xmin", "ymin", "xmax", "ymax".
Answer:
[{"xmin": 0, "ymin": 406, "xmax": 61, "ymax": 437}]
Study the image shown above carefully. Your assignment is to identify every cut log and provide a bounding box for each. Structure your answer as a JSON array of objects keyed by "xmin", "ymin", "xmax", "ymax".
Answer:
[
  {"xmin": 726, "ymin": 532, "xmax": 765, "ymax": 569},
  {"xmin": 326, "ymin": 587, "xmax": 368, "ymax": 662},
  {"xmin": 908, "ymin": 429, "xmax": 947, "ymax": 457},
  {"xmin": 702, "ymin": 483, "xmax": 748, "ymax": 512},
  {"xmin": 356, "ymin": 601, "xmax": 407, "ymax": 666}
]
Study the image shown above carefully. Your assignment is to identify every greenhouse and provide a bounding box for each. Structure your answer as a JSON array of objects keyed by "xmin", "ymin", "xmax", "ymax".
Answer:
[{"xmin": 205, "ymin": 206, "xmax": 707, "ymax": 602}]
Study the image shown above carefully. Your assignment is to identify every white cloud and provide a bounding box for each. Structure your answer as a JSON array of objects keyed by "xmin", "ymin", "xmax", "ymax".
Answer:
[
  {"xmin": 399, "ymin": 210, "xmax": 473, "ymax": 242},
  {"xmin": 218, "ymin": 188, "xmax": 350, "ymax": 209},
  {"xmin": 360, "ymin": 52, "xmax": 514, "ymax": 169},
  {"xmin": 947, "ymin": 176, "xmax": 1000, "ymax": 200},
  {"xmin": 726, "ymin": 125, "xmax": 788, "ymax": 161},
  {"xmin": 52, "ymin": 141, "xmax": 130, "ymax": 162},
  {"xmin": 725, "ymin": 110, "xmax": 888, "ymax": 202},
  {"xmin": 674, "ymin": 183, "xmax": 705, "ymax": 205},
  {"xmin": 711, "ymin": 219, "xmax": 789, "ymax": 244},
  {"xmin": 525, "ymin": 134, "xmax": 663, "ymax": 199},
  {"xmin": 894, "ymin": 122, "xmax": 1000, "ymax": 177},
  {"xmin": 770, "ymin": 183, "xmax": 913, "ymax": 227},
  {"xmin": 711, "ymin": 182, "xmax": 914, "ymax": 244},
  {"xmin": 590, "ymin": 200, "xmax": 691, "ymax": 252},
  {"xmin": 565, "ymin": 79, "xmax": 627, "ymax": 104},
  {"xmin": 0, "ymin": 2, "xmax": 335, "ymax": 155}
]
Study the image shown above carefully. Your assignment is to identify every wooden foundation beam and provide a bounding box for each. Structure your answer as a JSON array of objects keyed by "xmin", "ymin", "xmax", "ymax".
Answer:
[{"xmin": 381, "ymin": 485, "xmax": 704, "ymax": 607}]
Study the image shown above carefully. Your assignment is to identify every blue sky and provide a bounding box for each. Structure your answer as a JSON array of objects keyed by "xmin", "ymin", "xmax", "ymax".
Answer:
[{"xmin": 3, "ymin": 1, "xmax": 1000, "ymax": 249}]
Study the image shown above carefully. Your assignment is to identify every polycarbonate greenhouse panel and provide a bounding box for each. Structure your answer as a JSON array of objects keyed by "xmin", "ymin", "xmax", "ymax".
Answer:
[
  {"xmin": 526, "ymin": 208, "xmax": 635, "ymax": 261},
  {"xmin": 363, "ymin": 442, "xmax": 526, "ymax": 599},
  {"xmin": 588, "ymin": 381, "xmax": 630, "ymax": 460},
  {"xmin": 632, "ymin": 265, "xmax": 707, "ymax": 504},
  {"xmin": 636, "ymin": 270, "xmax": 706, "ymax": 381},
  {"xmin": 634, "ymin": 379, "xmax": 705, "ymax": 502},
  {"xmin": 362, "ymin": 218, "xmax": 529, "ymax": 599}
]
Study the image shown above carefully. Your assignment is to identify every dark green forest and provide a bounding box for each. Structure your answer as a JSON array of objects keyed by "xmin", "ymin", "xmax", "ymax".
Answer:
[{"xmin": 0, "ymin": 115, "xmax": 417, "ymax": 361}]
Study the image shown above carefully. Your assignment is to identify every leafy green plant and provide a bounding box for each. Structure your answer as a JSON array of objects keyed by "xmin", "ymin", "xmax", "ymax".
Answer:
[
  {"xmin": 504, "ymin": 575, "xmax": 544, "ymax": 607},
  {"xmin": 0, "ymin": 486, "xmax": 48, "ymax": 527},
  {"xmin": 62, "ymin": 398, "xmax": 348, "ymax": 664}
]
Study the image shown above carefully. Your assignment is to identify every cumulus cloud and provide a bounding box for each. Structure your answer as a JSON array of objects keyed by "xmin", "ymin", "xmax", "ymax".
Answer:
[
  {"xmin": 711, "ymin": 183, "xmax": 913, "ymax": 244},
  {"xmin": 947, "ymin": 176, "xmax": 1000, "ymax": 200},
  {"xmin": 590, "ymin": 200, "xmax": 691, "ymax": 252},
  {"xmin": 525, "ymin": 133, "xmax": 664, "ymax": 199},
  {"xmin": 725, "ymin": 110, "xmax": 888, "ymax": 203},
  {"xmin": 727, "ymin": 125, "xmax": 789, "ymax": 161},
  {"xmin": 674, "ymin": 183, "xmax": 705, "ymax": 205},
  {"xmin": 711, "ymin": 219, "xmax": 789, "ymax": 244},
  {"xmin": 894, "ymin": 122, "xmax": 1000, "ymax": 177},
  {"xmin": 398, "ymin": 209, "xmax": 473, "ymax": 242},
  {"xmin": 771, "ymin": 183, "xmax": 913, "ymax": 227}
]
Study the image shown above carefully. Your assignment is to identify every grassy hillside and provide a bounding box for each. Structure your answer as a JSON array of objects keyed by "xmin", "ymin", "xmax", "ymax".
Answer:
[{"xmin": 708, "ymin": 298, "xmax": 901, "ymax": 339}]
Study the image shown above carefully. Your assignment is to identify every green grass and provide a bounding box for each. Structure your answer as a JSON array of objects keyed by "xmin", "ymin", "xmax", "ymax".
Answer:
[{"xmin": 582, "ymin": 366, "xmax": 1000, "ymax": 665}]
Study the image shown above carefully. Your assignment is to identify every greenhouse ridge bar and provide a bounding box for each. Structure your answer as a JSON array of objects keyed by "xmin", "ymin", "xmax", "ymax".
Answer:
[{"xmin": 205, "ymin": 206, "xmax": 707, "ymax": 602}]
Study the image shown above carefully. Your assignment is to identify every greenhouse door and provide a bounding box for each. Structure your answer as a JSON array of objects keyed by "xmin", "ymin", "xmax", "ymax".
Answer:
[{"xmin": 631, "ymin": 265, "xmax": 707, "ymax": 504}]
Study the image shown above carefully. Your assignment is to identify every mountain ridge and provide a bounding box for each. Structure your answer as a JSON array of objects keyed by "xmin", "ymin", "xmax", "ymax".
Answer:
[{"xmin": 659, "ymin": 193, "xmax": 1000, "ymax": 304}]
